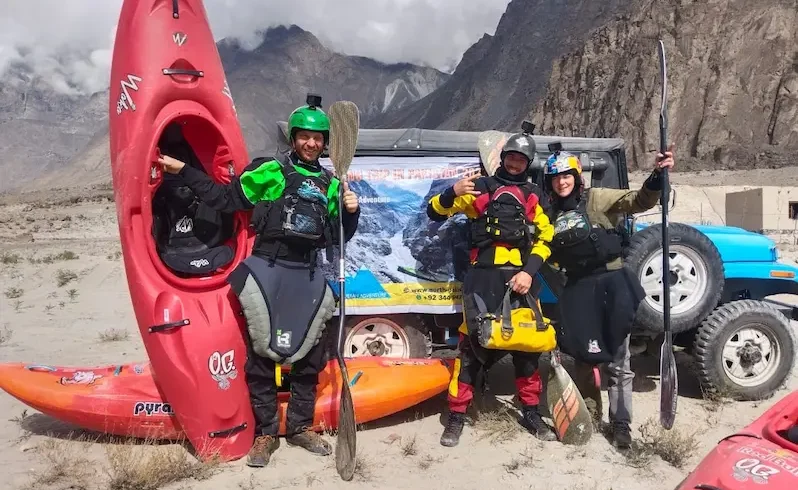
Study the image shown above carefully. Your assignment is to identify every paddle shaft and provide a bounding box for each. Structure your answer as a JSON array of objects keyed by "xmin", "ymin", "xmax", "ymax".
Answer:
[{"xmin": 336, "ymin": 184, "xmax": 349, "ymax": 363}]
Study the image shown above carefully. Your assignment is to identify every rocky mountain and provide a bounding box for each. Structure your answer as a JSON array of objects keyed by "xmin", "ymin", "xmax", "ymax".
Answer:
[
  {"xmin": 0, "ymin": 25, "xmax": 448, "ymax": 194},
  {"xmin": 0, "ymin": 65, "xmax": 108, "ymax": 192},
  {"xmin": 372, "ymin": 0, "xmax": 635, "ymax": 132},
  {"xmin": 530, "ymin": 0, "xmax": 798, "ymax": 171}
]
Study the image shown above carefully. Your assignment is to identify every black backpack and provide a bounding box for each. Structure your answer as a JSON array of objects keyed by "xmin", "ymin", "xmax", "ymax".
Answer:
[{"xmin": 470, "ymin": 179, "xmax": 540, "ymax": 249}]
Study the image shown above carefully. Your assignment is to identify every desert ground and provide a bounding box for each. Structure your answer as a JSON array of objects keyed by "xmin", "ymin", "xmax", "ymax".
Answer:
[{"xmin": 1, "ymin": 168, "xmax": 797, "ymax": 490}]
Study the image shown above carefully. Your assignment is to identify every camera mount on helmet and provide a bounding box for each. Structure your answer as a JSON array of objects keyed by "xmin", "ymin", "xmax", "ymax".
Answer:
[
  {"xmin": 521, "ymin": 120, "xmax": 536, "ymax": 135},
  {"xmin": 306, "ymin": 93, "xmax": 322, "ymax": 109}
]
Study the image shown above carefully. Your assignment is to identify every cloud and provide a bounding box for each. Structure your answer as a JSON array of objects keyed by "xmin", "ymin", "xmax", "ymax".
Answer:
[{"xmin": 0, "ymin": 0, "xmax": 510, "ymax": 95}]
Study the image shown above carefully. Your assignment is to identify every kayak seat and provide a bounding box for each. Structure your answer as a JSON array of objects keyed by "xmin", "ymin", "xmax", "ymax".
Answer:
[{"xmin": 152, "ymin": 123, "xmax": 235, "ymax": 277}]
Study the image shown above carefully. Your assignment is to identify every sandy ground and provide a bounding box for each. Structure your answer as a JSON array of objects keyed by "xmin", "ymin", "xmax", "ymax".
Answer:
[{"xmin": 1, "ymin": 172, "xmax": 798, "ymax": 490}]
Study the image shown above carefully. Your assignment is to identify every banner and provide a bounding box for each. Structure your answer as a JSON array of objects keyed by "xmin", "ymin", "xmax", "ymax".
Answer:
[{"xmin": 320, "ymin": 156, "xmax": 482, "ymax": 315}]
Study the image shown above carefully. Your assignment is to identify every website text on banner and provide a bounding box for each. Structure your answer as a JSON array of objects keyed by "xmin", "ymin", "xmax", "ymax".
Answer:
[{"xmin": 319, "ymin": 156, "xmax": 481, "ymax": 315}]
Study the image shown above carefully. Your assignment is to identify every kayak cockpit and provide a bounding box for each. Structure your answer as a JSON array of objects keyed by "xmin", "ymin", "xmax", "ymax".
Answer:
[{"xmin": 152, "ymin": 121, "xmax": 237, "ymax": 278}]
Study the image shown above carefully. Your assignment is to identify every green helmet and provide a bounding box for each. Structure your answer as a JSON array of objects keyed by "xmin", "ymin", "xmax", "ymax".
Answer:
[{"xmin": 287, "ymin": 105, "xmax": 330, "ymax": 143}]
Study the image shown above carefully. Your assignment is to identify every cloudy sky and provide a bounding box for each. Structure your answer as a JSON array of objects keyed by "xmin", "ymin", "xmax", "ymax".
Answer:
[{"xmin": 0, "ymin": 0, "xmax": 511, "ymax": 95}]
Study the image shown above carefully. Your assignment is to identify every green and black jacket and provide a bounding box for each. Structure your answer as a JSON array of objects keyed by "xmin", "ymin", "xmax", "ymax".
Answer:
[{"xmin": 178, "ymin": 151, "xmax": 360, "ymax": 262}]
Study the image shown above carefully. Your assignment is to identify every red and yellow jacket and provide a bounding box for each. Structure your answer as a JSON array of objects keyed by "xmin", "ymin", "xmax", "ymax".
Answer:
[{"xmin": 426, "ymin": 176, "xmax": 554, "ymax": 276}]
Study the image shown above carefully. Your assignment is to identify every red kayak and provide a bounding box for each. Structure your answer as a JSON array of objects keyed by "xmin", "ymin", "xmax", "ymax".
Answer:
[
  {"xmin": 0, "ymin": 358, "xmax": 453, "ymax": 441},
  {"xmin": 108, "ymin": 0, "xmax": 254, "ymax": 460},
  {"xmin": 676, "ymin": 390, "xmax": 798, "ymax": 489}
]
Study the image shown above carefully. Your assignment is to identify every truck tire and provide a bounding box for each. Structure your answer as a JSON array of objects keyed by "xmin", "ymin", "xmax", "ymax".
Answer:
[
  {"xmin": 624, "ymin": 223, "xmax": 723, "ymax": 334},
  {"xmin": 694, "ymin": 300, "xmax": 796, "ymax": 401},
  {"xmin": 332, "ymin": 315, "xmax": 430, "ymax": 359}
]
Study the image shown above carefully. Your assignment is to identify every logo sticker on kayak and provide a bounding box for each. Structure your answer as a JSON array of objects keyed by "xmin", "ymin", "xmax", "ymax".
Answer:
[
  {"xmin": 208, "ymin": 349, "xmax": 237, "ymax": 390},
  {"xmin": 116, "ymin": 74, "xmax": 142, "ymax": 115},
  {"xmin": 59, "ymin": 371, "xmax": 103, "ymax": 386},
  {"xmin": 732, "ymin": 457, "xmax": 780, "ymax": 484},
  {"xmin": 222, "ymin": 80, "xmax": 237, "ymax": 115},
  {"xmin": 133, "ymin": 401, "xmax": 175, "ymax": 417},
  {"xmin": 172, "ymin": 32, "xmax": 187, "ymax": 47}
]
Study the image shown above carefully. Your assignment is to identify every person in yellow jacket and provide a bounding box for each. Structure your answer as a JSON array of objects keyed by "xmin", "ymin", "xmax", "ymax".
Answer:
[{"xmin": 426, "ymin": 133, "xmax": 556, "ymax": 447}]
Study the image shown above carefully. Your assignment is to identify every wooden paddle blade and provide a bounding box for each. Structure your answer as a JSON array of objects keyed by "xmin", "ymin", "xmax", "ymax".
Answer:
[
  {"xmin": 328, "ymin": 101, "xmax": 360, "ymax": 179},
  {"xmin": 546, "ymin": 355, "xmax": 593, "ymax": 445},
  {"xmin": 659, "ymin": 336, "xmax": 678, "ymax": 430},
  {"xmin": 335, "ymin": 366, "xmax": 357, "ymax": 481},
  {"xmin": 477, "ymin": 130, "xmax": 508, "ymax": 177}
]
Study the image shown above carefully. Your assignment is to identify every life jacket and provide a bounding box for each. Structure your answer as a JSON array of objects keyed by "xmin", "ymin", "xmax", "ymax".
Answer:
[
  {"xmin": 251, "ymin": 154, "xmax": 335, "ymax": 265},
  {"xmin": 549, "ymin": 189, "xmax": 627, "ymax": 275},
  {"xmin": 152, "ymin": 142, "xmax": 234, "ymax": 276},
  {"xmin": 470, "ymin": 178, "xmax": 539, "ymax": 251}
]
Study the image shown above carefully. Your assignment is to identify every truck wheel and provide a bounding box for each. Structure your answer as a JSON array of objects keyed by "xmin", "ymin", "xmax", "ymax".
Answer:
[
  {"xmin": 694, "ymin": 300, "xmax": 796, "ymax": 400},
  {"xmin": 625, "ymin": 223, "xmax": 723, "ymax": 334},
  {"xmin": 339, "ymin": 315, "xmax": 430, "ymax": 359}
]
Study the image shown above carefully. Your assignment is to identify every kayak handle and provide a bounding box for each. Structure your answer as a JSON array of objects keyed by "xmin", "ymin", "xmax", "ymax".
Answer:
[
  {"xmin": 172, "ymin": 0, "xmax": 179, "ymax": 18},
  {"xmin": 148, "ymin": 318, "xmax": 190, "ymax": 333},
  {"xmin": 162, "ymin": 68, "xmax": 204, "ymax": 78},
  {"xmin": 208, "ymin": 422, "xmax": 247, "ymax": 438}
]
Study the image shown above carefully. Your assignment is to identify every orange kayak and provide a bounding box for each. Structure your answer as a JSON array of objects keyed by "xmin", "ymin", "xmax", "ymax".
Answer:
[{"xmin": 0, "ymin": 358, "xmax": 453, "ymax": 441}]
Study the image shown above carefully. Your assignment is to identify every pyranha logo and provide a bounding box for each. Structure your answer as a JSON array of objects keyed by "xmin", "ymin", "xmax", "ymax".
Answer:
[
  {"xmin": 175, "ymin": 216, "xmax": 193, "ymax": 233},
  {"xmin": 208, "ymin": 349, "xmax": 237, "ymax": 390},
  {"xmin": 190, "ymin": 258, "xmax": 210, "ymax": 268},
  {"xmin": 133, "ymin": 401, "xmax": 175, "ymax": 417}
]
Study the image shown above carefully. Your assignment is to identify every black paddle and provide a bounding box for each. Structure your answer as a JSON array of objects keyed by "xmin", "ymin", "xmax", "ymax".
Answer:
[
  {"xmin": 657, "ymin": 40, "xmax": 678, "ymax": 430},
  {"xmin": 328, "ymin": 100, "xmax": 360, "ymax": 480}
]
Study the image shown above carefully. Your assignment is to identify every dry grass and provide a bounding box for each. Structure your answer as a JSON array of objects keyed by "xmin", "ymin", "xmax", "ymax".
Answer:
[
  {"xmin": 0, "ymin": 324, "xmax": 12, "ymax": 345},
  {"xmin": 0, "ymin": 251, "xmax": 21, "ymax": 264},
  {"xmin": 23, "ymin": 437, "xmax": 97, "ymax": 490},
  {"xmin": 502, "ymin": 446, "xmax": 536, "ymax": 476},
  {"xmin": 400, "ymin": 434, "xmax": 418, "ymax": 456},
  {"xmin": 20, "ymin": 431, "xmax": 220, "ymax": 490},
  {"xmin": 56, "ymin": 269, "xmax": 78, "ymax": 287},
  {"xmin": 98, "ymin": 328, "xmax": 130, "ymax": 343},
  {"xmin": 417, "ymin": 455, "xmax": 445, "ymax": 470},
  {"xmin": 621, "ymin": 418, "xmax": 698, "ymax": 469},
  {"xmin": 104, "ymin": 438, "xmax": 220, "ymax": 490},
  {"xmin": 352, "ymin": 455, "xmax": 374, "ymax": 482},
  {"xmin": 30, "ymin": 250, "xmax": 80, "ymax": 264},
  {"xmin": 67, "ymin": 288, "xmax": 79, "ymax": 301},
  {"xmin": 4, "ymin": 286, "xmax": 23, "ymax": 299},
  {"xmin": 473, "ymin": 406, "xmax": 524, "ymax": 444}
]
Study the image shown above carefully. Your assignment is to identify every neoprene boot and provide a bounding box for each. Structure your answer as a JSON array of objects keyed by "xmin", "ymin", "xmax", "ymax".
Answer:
[
  {"xmin": 246, "ymin": 435, "xmax": 280, "ymax": 468},
  {"xmin": 612, "ymin": 420, "xmax": 632, "ymax": 449},
  {"xmin": 440, "ymin": 412, "xmax": 465, "ymax": 447},
  {"xmin": 286, "ymin": 429, "xmax": 332, "ymax": 456},
  {"xmin": 521, "ymin": 406, "xmax": 557, "ymax": 441}
]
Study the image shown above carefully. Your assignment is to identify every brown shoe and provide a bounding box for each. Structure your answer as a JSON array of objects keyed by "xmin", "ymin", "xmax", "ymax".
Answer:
[
  {"xmin": 285, "ymin": 429, "xmax": 332, "ymax": 456},
  {"xmin": 246, "ymin": 435, "xmax": 280, "ymax": 468}
]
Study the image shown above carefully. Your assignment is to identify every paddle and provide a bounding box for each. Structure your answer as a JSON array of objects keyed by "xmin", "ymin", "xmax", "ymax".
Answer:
[
  {"xmin": 327, "ymin": 100, "xmax": 360, "ymax": 480},
  {"xmin": 546, "ymin": 348, "xmax": 594, "ymax": 445},
  {"xmin": 657, "ymin": 40, "xmax": 678, "ymax": 430},
  {"xmin": 477, "ymin": 130, "xmax": 509, "ymax": 177}
]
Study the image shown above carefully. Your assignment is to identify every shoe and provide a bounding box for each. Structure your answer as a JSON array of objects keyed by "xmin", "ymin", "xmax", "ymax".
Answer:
[
  {"xmin": 521, "ymin": 406, "xmax": 557, "ymax": 441},
  {"xmin": 285, "ymin": 429, "xmax": 332, "ymax": 456},
  {"xmin": 246, "ymin": 435, "xmax": 280, "ymax": 468},
  {"xmin": 440, "ymin": 412, "xmax": 465, "ymax": 447},
  {"xmin": 612, "ymin": 420, "xmax": 632, "ymax": 449}
]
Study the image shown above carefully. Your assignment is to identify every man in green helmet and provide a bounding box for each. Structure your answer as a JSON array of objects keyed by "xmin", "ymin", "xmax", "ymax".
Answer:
[{"xmin": 158, "ymin": 95, "xmax": 361, "ymax": 468}]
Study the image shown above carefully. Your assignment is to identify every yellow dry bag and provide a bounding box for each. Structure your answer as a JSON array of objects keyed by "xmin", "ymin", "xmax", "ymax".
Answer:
[{"xmin": 472, "ymin": 288, "xmax": 557, "ymax": 353}]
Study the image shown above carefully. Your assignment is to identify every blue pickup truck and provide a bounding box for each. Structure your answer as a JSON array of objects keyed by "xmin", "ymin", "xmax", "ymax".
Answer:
[{"xmin": 275, "ymin": 123, "xmax": 797, "ymax": 402}]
